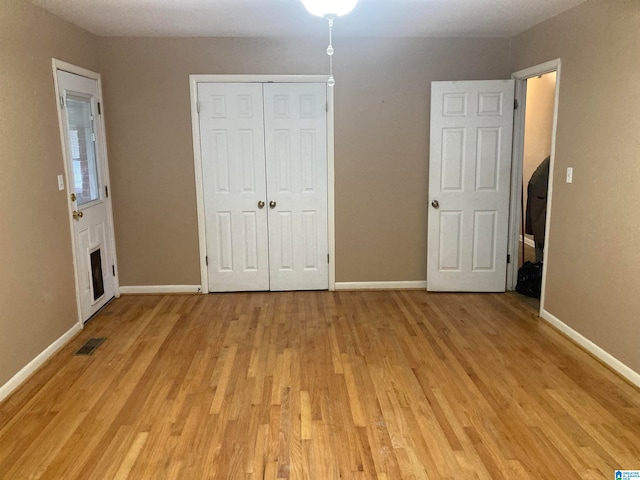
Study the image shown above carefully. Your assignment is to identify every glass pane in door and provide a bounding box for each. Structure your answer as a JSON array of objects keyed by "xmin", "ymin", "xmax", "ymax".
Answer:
[{"xmin": 67, "ymin": 95, "xmax": 100, "ymax": 206}]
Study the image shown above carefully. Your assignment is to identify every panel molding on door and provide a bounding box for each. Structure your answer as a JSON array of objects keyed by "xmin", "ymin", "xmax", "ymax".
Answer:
[
  {"xmin": 199, "ymin": 83, "xmax": 270, "ymax": 292},
  {"xmin": 197, "ymin": 81, "xmax": 329, "ymax": 292},
  {"xmin": 427, "ymin": 80, "xmax": 515, "ymax": 292},
  {"xmin": 264, "ymin": 83, "xmax": 329, "ymax": 291}
]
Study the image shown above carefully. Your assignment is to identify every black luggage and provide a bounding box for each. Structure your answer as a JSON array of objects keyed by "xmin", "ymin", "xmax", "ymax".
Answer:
[{"xmin": 516, "ymin": 261, "xmax": 543, "ymax": 299}]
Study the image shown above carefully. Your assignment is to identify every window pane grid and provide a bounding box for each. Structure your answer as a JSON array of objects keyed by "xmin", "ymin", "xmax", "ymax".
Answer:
[{"xmin": 67, "ymin": 95, "xmax": 99, "ymax": 206}]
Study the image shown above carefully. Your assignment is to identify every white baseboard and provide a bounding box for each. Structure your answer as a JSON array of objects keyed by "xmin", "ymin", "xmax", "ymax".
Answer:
[
  {"xmin": 119, "ymin": 285, "xmax": 202, "ymax": 295},
  {"xmin": 519, "ymin": 235, "xmax": 536, "ymax": 248},
  {"xmin": 335, "ymin": 281, "xmax": 427, "ymax": 290},
  {"xmin": 0, "ymin": 322, "xmax": 83, "ymax": 403},
  {"xmin": 540, "ymin": 309, "xmax": 640, "ymax": 388}
]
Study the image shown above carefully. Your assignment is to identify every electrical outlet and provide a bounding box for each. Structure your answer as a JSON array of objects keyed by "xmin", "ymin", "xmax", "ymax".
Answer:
[
  {"xmin": 57, "ymin": 175, "xmax": 65, "ymax": 191},
  {"xmin": 566, "ymin": 167, "xmax": 573, "ymax": 184}
]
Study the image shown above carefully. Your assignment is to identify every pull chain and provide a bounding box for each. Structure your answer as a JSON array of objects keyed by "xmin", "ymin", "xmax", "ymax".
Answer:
[{"xmin": 326, "ymin": 16, "xmax": 335, "ymax": 87}]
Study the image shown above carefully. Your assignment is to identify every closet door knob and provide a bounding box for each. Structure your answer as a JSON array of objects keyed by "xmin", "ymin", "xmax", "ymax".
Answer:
[
  {"xmin": 258, "ymin": 200, "xmax": 265, "ymax": 209},
  {"xmin": 269, "ymin": 201, "xmax": 277, "ymax": 209},
  {"xmin": 431, "ymin": 200, "xmax": 440, "ymax": 209}
]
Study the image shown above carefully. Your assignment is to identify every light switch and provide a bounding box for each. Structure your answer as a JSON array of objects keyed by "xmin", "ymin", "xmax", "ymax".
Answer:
[
  {"xmin": 566, "ymin": 167, "xmax": 573, "ymax": 184},
  {"xmin": 57, "ymin": 174, "xmax": 65, "ymax": 191}
]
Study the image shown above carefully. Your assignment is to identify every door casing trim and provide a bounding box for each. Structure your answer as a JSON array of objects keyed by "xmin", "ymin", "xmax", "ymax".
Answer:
[
  {"xmin": 52, "ymin": 58, "xmax": 121, "ymax": 327},
  {"xmin": 189, "ymin": 74, "xmax": 335, "ymax": 292},
  {"xmin": 507, "ymin": 58, "xmax": 561, "ymax": 316}
]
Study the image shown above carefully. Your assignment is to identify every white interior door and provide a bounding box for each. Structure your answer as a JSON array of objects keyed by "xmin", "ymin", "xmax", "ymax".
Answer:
[
  {"xmin": 199, "ymin": 83, "xmax": 270, "ymax": 292},
  {"xmin": 427, "ymin": 80, "xmax": 515, "ymax": 292},
  {"xmin": 197, "ymin": 81, "xmax": 329, "ymax": 292},
  {"xmin": 264, "ymin": 83, "xmax": 328, "ymax": 291},
  {"xmin": 57, "ymin": 71, "xmax": 115, "ymax": 320}
]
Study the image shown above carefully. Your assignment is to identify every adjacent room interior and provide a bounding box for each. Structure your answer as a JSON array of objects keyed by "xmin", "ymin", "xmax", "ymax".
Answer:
[
  {"xmin": 517, "ymin": 71, "xmax": 557, "ymax": 308},
  {"xmin": 1, "ymin": 0, "xmax": 639, "ymax": 477}
]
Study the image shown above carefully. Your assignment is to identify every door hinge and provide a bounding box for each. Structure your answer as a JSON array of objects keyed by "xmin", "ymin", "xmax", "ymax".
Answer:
[
  {"xmin": 59, "ymin": 96, "xmax": 65, "ymax": 108},
  {"xmin": 105, "ymin": 185, "xmax": 109, "ymax": 198},
  {"xmin": 327, "ymin": 253, "xmax": 330, "ymax": 264},
  {"xmin": 112, "ymin": 265, "xmax": 115, "ymax": 276},
  {"xmin": 196, "ymin": 100, "xmax": 201, "ymax": 113},
  {"xmin": 97, "ymin": 102, "xmax": 101, "ymax": 115},
  {"xmin": 91, "ymin": 133, "xmax": 96, "ymax": 142},
  {"xmin": 514, "ymin": 98, "xmax": 519, "ymax": 110},
  {"xmin": 205, "ymin": 255, "xmax": 208, "ymax": 266},
  {"xmin": 507, "ymin": 254, "xmax": 511, "ymax": 264},
  {"xmin": 326, "ymin": 101, "xmax": 328, "ymax": 112}
]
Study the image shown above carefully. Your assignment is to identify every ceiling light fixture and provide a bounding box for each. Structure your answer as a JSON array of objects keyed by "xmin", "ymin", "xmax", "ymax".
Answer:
[{"xmin": 300, "ymin": 0, "xmax": 359, "ymax": 87}]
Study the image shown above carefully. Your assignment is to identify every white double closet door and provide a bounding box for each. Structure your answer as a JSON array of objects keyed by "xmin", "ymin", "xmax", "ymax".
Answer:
[{"xmin": 198, "ymin": 82, "xmax": 328, "ymax": 292}]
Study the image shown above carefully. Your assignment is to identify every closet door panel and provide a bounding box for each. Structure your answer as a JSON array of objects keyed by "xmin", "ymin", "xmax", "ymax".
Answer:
[
  {"xmin": 264, "ymin": 83, "xmax": 329, "ymax": 291},
  {"xmin": 199, "ymin": 83, "xmax": 270, "ymax": 291}
]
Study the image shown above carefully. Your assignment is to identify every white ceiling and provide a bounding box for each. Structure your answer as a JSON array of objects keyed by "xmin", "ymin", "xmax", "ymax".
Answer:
[{"xmin": 29, "ymin": 0, "xmax": 586, "ymax": 38}]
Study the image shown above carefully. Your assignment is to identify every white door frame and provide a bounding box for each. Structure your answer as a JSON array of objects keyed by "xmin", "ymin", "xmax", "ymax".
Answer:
[
  {"xmin": 52, "ymin": 59, "xmax": 121, "ymax": 327},
  {"xmin": 507, "ymin": 58, "xmax": 561, "ymax": 313},
  {"xmin": 190, "ymin": 75, "xmax": 336, "ymax": 292}
]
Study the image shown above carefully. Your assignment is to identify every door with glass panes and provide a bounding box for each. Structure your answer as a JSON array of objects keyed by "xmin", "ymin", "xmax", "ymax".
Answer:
[{"xmin": 57, "ymin": 70, "xmax": 116, "ymax": 320}]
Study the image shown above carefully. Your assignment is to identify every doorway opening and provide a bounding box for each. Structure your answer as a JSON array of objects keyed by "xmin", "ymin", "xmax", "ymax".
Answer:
[{"xmin": 507, "ymin": 59, "xmax": 561, "ymax": 314}]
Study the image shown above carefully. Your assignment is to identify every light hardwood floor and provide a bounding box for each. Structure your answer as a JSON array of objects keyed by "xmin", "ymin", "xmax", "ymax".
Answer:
[{"xmin": 1, "ymin": 291, "xmax": 639, "ymax": 479}]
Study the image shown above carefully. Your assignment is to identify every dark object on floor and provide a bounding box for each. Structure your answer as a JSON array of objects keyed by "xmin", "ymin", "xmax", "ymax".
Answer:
[
  {"xmin": 75, "ymin": 338, "xmax": 106, "ymax": 356},
  {"xmin": 516, "ymin": 261, "xmax": 543, "ymax": 299}
]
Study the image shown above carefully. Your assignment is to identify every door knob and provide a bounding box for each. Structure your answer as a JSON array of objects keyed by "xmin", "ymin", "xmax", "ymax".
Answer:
[
  {"xmin": 258, "ymin": 200, "xmax": 265, "ymax": 209},
  {"xmin": 431, "ymin": 200, "xmax": 439, "ymax": 209},
  {"xmin": 269, "ymin": 201, "xmax": 276, "ymax": 209},
  {"xmin": 72, "ymin": 210, "xmax": 84, "ymax": 219}
]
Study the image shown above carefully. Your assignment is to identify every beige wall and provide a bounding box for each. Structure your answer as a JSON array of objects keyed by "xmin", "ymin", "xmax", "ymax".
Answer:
[
  {"xmin": 522, "ymin": 72, "xmax": 556, "ymax": 243},
  {"xmin": 97, "ymin": 37, "xmax": 327, "ymax": 286},
  {"xmin": 335, "ymin": 38, "xmax": 511, "ymax": 281},
  {"xmin": 0, "ymin": 1, "xmax": 99, "ymax": 386},
  {"xmin": 98, "ymin": 36, "xmax": 512, "ymax": 285},
  {"xmin": 511, "ymin": 0, "xmax": 640, "ymax": 373}
]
